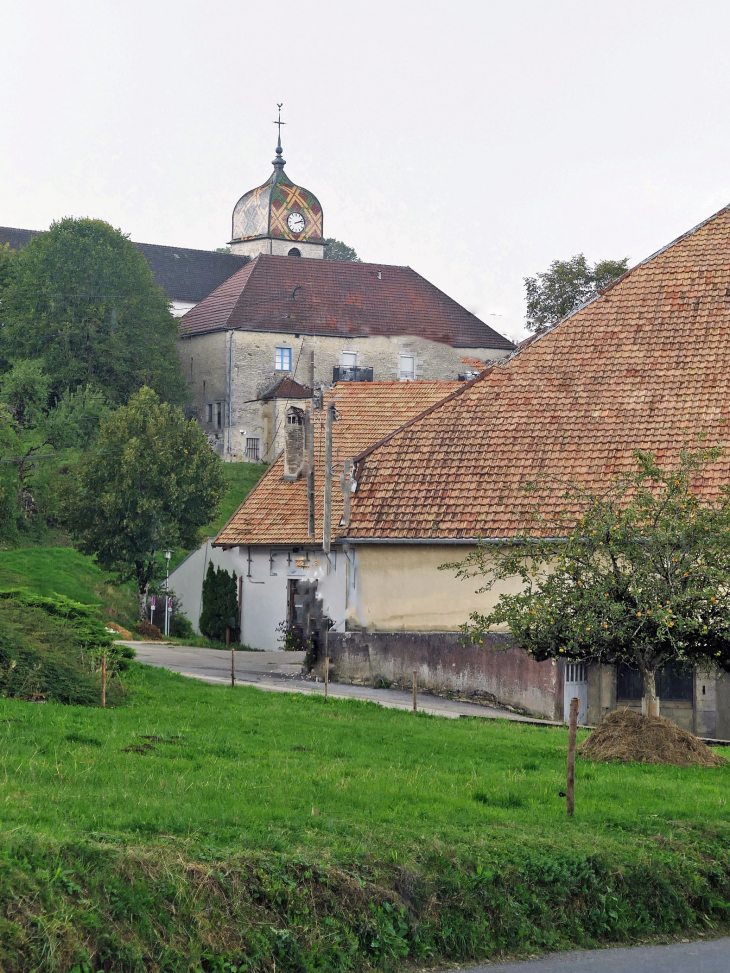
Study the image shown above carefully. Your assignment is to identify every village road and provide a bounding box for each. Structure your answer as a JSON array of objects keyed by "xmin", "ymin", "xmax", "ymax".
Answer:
[
  {"xmin": 124, "ymin": 643, "xmax": 560, "ymax": 725},
  {"xmin": 454, "ymin": 935, "xmax": 730, "ymax": 971}
]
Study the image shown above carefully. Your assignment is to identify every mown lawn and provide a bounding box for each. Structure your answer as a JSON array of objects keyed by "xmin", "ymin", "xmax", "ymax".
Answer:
[{"xmin": 2, "ymin": 664, "xmax": 730, "ymax": 971}]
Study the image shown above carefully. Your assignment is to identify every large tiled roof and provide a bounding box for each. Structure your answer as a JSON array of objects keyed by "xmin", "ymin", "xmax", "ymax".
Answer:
[
  {"xmin": 344, "ymin": 204, "xmax": 730, "ymax": 541},
  {"xmin": 0, "ymin": 226, "xmax": 248, "ymax": 303},
  {"xmin": 134, "ymin": 243, "xmax": 248, "ymax": 303},
  {"xmin": 214, "ymin": 381, "xmax": 463, "ymax": 548},
  {"xmin": 179, "ymin": 254, "xmax": 515, "ymax": 350}
]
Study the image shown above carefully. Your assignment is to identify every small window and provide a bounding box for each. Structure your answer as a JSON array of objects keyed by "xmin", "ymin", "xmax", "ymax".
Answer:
[
  {"xmin": 342, "ymin": 351, "xmax": 357, "ymax": 368},
  {"xmin": 399, "ymin": 355, "xmax": 415, "ymax": 380},
  {"xmin": 276, "ymin": 347, "xmax": 292, "ymax": 371},
  {"xmin": 245, "ymin": 437, "xmax": 261, "ymax": 462},
  {"xmin": 216, "ymin": 402, "xmax": 222, "ymax": 428},
  {"xmin": 288, "ymin": 247, "xmax": 301, "ymax": 258},
  {"xmin": 207, "ymin": 403, "xmax": 213, "ymax": 423},
  {"xmin": 287, "ymin": 410, "xmax": 304, "ymax": 426}
]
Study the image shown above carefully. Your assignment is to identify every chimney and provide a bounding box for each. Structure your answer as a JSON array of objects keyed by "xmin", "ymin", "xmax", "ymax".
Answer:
[{"xmin": 283, "ymin": 408, "xmax": 305, "ymax": 480}]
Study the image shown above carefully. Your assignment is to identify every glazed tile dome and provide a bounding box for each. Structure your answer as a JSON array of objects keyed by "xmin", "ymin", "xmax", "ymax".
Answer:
[{"xmin": 231, "ymin": 142, "xmax": 323, "ymax": 245}]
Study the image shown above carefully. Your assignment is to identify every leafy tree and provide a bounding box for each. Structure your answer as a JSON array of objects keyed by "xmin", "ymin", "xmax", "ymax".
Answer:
[
  {"xmin": 0, "ymin": 359, "xmax": 50, "ymax": 428},
  {"xmin": 42, "ymin": 385, "xmax": 110, "ymax": 449},
  {"xmin": 199, "ymin": 561, "xmax": 239, "ymax": 642},
  {"xmin": 0, "ymin": 218, "xmax": 187, "ymax": 405},
  {"xmin": 524, "ymin": 254, "xmax": 628, "ymax": 333},
  {"xmin": 0, "ymin": 404, "xmax": 20, "ymax": 542},
  {"xmin": 215, "ymin": 246, "xmax": 232, "ymax": 254},
  {"xmin": 323, "ymin": 238, "xmax": 360, "ymax": 262},
  {"xmin": 446, "ymin": 446, "xmax": 730, "ymax": 714},
  {"xmin": 0, "ymin": 243, "xmax": 15, "ymax": 294},
  {"xmin": 61, "ymin": 387, "xmax": 226, "ymax": 621}
]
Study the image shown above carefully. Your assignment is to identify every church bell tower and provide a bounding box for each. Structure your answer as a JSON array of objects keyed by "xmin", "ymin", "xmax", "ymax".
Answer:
[{"xmin": 229, "ymin": 106, "xmax": 324, "ymax": 259}]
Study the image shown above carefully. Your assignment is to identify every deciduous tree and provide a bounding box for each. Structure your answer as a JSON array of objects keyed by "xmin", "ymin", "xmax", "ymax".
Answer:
[
  {"xmin": 524, "ymin": 254, "xmax": 628, "ymax": 333},
  {"xmin": 322, "ymin": 238, "xmax": 360, "ymax": 262},
  {"xmin": 61, "ymin": 387, "xmax": 226, "ymax": 620},
  {"xmin": 0, "ymin": 218, "xmax": 187, "ymax": 405},
  {"xmin": 446, "ymin": 447, "xmax": 730, "ymax": 714}
]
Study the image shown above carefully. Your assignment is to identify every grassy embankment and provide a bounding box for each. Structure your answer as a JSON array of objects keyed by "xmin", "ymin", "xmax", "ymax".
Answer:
[
  {"xmin": 0, "ymin": 462, "xmax": 267, "ymax": 632},
  {"xmin": 1, "ymin": 663, "xmax": 730, "ymax": 971}
]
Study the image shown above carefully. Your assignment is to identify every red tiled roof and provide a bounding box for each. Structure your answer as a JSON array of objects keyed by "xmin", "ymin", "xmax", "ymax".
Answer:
[
  {"xmin": 344, "ymin": 205, "xmax": 730, "ymax": 540},
  {"xmin": 259, "ymin": 376, "xmax": 312, "ymax": 400},
  {"xmin": 214, "ymin": 382, "xmax": 462, "ymax": 547},
  {"xmin": 178, "ymin": 254, "xmax": 515, "ymax": 350}
]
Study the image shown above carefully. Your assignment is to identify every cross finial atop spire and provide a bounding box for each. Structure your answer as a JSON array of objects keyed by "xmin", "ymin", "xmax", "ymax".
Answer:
[{"xmin": 272, "ymin": 103, "xmax": 286, "ymax": 170}]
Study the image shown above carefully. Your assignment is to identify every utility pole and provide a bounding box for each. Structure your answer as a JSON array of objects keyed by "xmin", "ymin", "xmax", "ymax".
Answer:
[
  {"xmin": 164, "ymin": 549, "xmax": 172, "ymax": 638},
  {"xmin": 339, "ymin": 459, "xmax": 352, "ymax": 528},
  {"xmin": 306, "ymin": 408, "xmax": 315, "ymax": 539},
  {"xmin": 323, "ymin": 403, "xmax": 334, "ymax": 554}
]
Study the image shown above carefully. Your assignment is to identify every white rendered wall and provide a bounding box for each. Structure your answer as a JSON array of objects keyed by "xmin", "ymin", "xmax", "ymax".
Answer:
[
  {"xmin": 230, "ymin": 239, "xmax": 324, "ymax": 259},
  {"xmin": 226, "ymin": 545, "xmax": 348, "ymax": 651},
  {"xmin": 167, "ymin": 540, "xmax": 236, "ymax": 634}
]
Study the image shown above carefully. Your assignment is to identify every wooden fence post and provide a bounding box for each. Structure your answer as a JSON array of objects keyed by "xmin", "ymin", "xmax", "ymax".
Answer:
[
  {"xmin": 566, "ymin": 696, "xmax": 579, "ymax": 816},
  {"xmin": 101, "ymin": 652, "xmax": 107, "ymax": 709},
  {"xmin": 412, "ymin": 669, "xmax": 418, "ymax": 714},
  {"xmin": 227, "ymin": 627, "xmax": 235, "ymax": 689}
]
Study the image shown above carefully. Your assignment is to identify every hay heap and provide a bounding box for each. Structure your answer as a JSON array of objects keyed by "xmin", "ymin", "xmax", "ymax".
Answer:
[{"xmin": 578, "ymin": 708, "xmax": 726, "ymax": 768}]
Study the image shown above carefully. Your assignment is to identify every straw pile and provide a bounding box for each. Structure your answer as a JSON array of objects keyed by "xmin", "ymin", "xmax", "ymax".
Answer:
[{"xmin": 578, "ymin": 708, "xmax": 727, "ymax": 767}]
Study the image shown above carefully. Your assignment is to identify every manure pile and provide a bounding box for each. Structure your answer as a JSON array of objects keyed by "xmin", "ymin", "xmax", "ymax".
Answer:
[{"xmin": 578, "ymin": 708, "xmax": 726, "ymax": 767}]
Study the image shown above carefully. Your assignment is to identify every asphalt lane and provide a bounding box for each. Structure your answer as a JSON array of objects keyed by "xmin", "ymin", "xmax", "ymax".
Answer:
[
  {"xmin": 124, "ymin": 642, "xmax": 559, "ymax": 724},
  {"xmin": 456, "ymin": 936, "xmax": 730, "ymax": 971}
]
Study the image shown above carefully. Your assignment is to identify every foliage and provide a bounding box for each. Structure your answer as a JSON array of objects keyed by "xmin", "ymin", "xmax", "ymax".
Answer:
[
  {"xmin": 0, "ymin": 217, "xmax": 187, "ymax": 405},
  {"xmin": 42, "ymin": 385, "xmax": 110, "ymax": 449},
  {"xmin": 322, "ymin": 237, "xmax": 360, "ymax": 261},
  {"xmin": 135, "ymin": 620, "xmax": 163, "ymax": 640},
  {"xmin": 446, "ymin": 447, "xmax": 730, "ymax": 702},
  {"xmin": 0, "ymin": 404, "xmax": 20, "ymax": 542},
  {"xmin": 215, "ymin": 246, "xmax": 232, "ymax": 254},
  {"xmin": 0, "ymin": 241, "xmax": 15, "ymax": 295},
  {"xmin": 524, "ymin": 253, "xmax": 629, "ymax": 332},
  {"xmin": 60, "ymin": 387, "xmax": 226, "ymax": 621},
  {"xmin": 0, "ymin": 589, "xmax": 133, "ymax": 705},
  {"xmin": 169, "ymin": 611, "xmax": 194, "ymax": 640},
  {"xmin": 0, "ymin": 359, "xmax": 50, "ymax": 427},
  {"xmin": 0, "ymin": 664, "xmax": 728, "ymax": 970},
  {"xmin": 199, "ymin": 561, "xmax": 239, "ymax": 642}
]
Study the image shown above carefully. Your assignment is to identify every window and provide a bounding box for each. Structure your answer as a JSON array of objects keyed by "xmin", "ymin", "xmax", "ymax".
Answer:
[
  {"xmin": 216, "ymin": 402, "xmax": 222, "ymax": 428},
  {"xmin": 287, "ymin": 410, "xmax": 304, "ymax": 426},
  {"xmin": 245, "ymin": 437, "xmax": 261, "ymax": 462},
  {"xmin": 207, "ymin": 403, "xmax": 213, "ymax": 423},
  {"xmin": 341, "ymin": 351, "xmax": 357, "ymax": 368},
  {"xmin": 399, "ymin": 355, "xmax": 415, "ymax": 380},
  {"xmin": 288, "ymin": 247, "xmax": 301, "ymax": 258},
  {"xmin": 275, "ymin": 347, "xmax": 292, "ymax": 371}
]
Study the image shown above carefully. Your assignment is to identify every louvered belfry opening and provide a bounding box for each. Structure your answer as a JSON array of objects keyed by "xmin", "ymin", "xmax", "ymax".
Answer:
[{"xmin": 283, "ymin": 408, "xmax": 305, "ymax": 480}]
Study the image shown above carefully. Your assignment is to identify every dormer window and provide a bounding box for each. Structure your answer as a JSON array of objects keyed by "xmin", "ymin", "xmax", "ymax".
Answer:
[
  {"xmin": 275, "ymin": 347, "xmax": 292, "ymax": 371},
  {"xmin": 399, "ymin": 355, "xmax": 415, "ymax": 381}
]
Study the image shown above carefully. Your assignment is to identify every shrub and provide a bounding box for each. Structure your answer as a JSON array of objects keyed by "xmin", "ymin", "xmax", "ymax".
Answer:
[
  {"xmin": 136, "ymin": 620, "xmax": 163, "ymax": 640},
  {"xmin": 199, "ymin": 562, "xmax": 239, "ymax": 642},
  {"xmin": 169, "ymin": 612, "xmax": 194, "ymax": 640}
]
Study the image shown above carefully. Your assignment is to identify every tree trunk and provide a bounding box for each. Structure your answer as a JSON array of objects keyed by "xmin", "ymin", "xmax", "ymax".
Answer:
[
  {"xmin": 138, "ymin": 583, "xmax": 148, "ymax": 623},
  {"xmin": 642, "ymin": 668, "xmax": 659, "ymax": 717}
]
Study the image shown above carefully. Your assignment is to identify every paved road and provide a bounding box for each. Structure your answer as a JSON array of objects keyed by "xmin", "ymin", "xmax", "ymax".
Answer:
[
  {"xmin": 124, "ymin": 643, "xmax": 559, "ymax": 724},
  {"xmin": 454, "ymin": 936, "xmax": 730, "ymax": 971}
]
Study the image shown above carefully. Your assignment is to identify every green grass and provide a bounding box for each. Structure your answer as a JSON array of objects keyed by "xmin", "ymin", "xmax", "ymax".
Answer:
[
  {"xmin": 0, "ymin": 547, "xmax": 138, "ymax": 628},
  {"xmin": 211, "ymin": 462, "xmax": 268, "ymax": 537},
  {"xmin": 1, "ymin": 664, "xmax": 730, "ymax": 970}
]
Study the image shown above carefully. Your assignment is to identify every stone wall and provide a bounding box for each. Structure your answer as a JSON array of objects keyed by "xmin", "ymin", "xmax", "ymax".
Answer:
[
  {"xmin": 180, "ymin": 330, "xmax": 510, "ymax": 462},
  {"xmin": 317, "ymin": 630, "xmax": 563, "ymax": 721}
]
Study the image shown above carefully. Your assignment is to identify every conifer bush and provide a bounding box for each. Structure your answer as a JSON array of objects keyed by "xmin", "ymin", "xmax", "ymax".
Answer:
[{"xmin": 199, "ymin": 562, "xmax": 239, "ymax": 642}]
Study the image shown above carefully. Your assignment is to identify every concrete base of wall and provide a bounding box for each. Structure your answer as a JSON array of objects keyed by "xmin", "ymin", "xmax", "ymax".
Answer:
[{"xmin": 319, "ymin": 631, "xmax": 562, "ymax": 721}]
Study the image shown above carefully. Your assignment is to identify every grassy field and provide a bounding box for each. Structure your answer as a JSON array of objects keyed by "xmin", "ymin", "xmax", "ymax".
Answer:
[{"xmin": 1, "ymin": 663, "xmax": 730, "ymax": 971}]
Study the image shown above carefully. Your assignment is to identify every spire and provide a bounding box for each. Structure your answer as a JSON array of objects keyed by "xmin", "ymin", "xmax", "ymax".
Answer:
[{"xmin": 272, "ymin": 103, "xmax": 286, "ymax": 171}]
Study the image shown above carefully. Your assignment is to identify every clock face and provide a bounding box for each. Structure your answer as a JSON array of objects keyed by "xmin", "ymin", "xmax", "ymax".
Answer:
[{"xmin": 287, "ymin": 211, "xmax": 305, "ymax": 234}]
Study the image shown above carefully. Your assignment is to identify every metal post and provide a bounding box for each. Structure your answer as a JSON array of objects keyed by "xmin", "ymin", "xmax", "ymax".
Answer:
[
  {"xmin": 307, "ymin": 409, "xmax": 315, "ymax": 539},
  {"xmin": 412, "ymin": 669, "xmax": 417, "ymax": 713},
  {"xmin": 324, "ymin": 625, "xmax": 329, "ymax": 702},
  {"xmin": 323, "ymin": 404, "xmax": 333, "ymax": 554},
  {"xmin": 566, "ymin": 697, "xmax": 579, "ymax": 816},
  {"xmin": 164, "ymin": 549, "xmax": 172, "ymax": 638}
]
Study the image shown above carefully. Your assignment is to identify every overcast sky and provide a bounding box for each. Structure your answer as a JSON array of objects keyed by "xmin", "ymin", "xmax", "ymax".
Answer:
[{"xmin": 2, "ymin": 1, "xmax": 729, "ymax": 341}]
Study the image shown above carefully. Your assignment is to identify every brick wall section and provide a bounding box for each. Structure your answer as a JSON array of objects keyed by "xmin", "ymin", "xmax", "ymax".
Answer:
[{"xmin": 317, "ymin": 630, "xmax": 563, "ymax": 721}]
